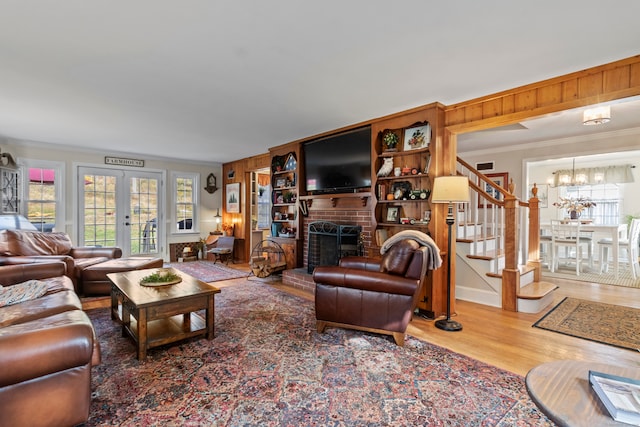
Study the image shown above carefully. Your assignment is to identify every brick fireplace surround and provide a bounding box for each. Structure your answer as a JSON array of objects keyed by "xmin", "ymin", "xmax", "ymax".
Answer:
[{"xmin": 282, "ymin": 205, "xmax": 372, "ymax": 293}]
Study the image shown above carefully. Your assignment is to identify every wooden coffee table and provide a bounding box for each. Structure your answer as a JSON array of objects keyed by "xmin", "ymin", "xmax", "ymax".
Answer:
[
  {"xmin": 108, "ymin": 268, "xmax": 220, "ymax": 361},
  {"xmin": 526, "ymin": 360, "xmax": 640, "ymax": 426}
]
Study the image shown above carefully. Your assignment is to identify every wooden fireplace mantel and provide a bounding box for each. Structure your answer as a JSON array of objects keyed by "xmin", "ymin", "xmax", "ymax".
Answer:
[{"xmin": 299, "ymin": 192, "xmax": 371, "ymax": 209}]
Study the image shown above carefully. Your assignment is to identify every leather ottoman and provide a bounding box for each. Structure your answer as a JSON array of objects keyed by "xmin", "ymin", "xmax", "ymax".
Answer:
[{"xmin": 81, "ymin": 257, "xmax": 163, "ymax": 296}]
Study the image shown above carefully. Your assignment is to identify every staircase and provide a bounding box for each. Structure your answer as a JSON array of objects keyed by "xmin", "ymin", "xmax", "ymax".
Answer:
[{"xmin": 454, "ymin": 158, "xmax": 557, "ymax": 313}]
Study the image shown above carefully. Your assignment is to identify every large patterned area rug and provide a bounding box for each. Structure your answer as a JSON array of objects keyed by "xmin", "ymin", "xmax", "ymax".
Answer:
[
  {"xmin": 87, "ymin": 282, "xmax": 550, "ymax": 426},
  {"xmin": 533, "ymin": 297, "xmax": 640, "ymax": 351},
  {"xmin": 165, "ymin": 260, "xmax": 248, "ymax": 283}
]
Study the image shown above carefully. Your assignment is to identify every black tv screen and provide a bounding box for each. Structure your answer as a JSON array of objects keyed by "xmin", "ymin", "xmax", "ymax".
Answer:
[{"xmin": 304, "ymin": 126, "xmax": 372, "ymax": 194}]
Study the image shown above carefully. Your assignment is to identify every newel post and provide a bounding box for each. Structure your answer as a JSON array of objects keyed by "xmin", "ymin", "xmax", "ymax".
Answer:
[
  {"xmin": 502, "ymin": 182, "xmax": 519, "ymax": 312},
  {"xmin": 528, "ymin": 183, "xmax": 542, "ymax": 282}
]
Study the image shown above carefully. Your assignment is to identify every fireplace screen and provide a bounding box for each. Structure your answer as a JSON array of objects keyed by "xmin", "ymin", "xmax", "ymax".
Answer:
[{"xmin": 307, "ymin": 221, "xmax": 362, "ymax": 273}]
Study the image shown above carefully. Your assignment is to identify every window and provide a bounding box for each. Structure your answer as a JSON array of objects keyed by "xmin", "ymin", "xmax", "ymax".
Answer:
[
  {"xmin": 172, "ymin": 172, "xmax": 198, "ymax": 233},
  {"xmin": 21, "ymin": 160, "xmax": 65, "ymax": 232},
  {"xmin": 563, "ymin": 184, "xmax": 622, "ymax": 225}
]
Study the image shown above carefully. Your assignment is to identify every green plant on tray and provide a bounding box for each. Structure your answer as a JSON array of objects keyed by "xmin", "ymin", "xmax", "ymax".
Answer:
[{"xmin": 140, "ymin": 269, "xmax": 181, "ymax": 284}]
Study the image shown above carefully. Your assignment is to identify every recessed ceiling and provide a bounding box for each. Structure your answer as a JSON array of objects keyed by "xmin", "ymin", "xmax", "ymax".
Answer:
[{"xmin": 0, "ymin": 1, "xmax": 639, "ymax": 164}]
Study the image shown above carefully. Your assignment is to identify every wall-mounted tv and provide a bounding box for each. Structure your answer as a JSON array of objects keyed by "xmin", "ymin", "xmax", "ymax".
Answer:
[{"xmin": 304, "ymin": 126, "xmax": 372, "ymax": 194}]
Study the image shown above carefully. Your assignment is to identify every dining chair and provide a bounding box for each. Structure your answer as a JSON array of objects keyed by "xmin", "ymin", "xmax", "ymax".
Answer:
[
  {"xmin": 598, "ymin": 218, "xmax": 640, "ymax": 279},
  {"xmin": 539, "ymin": 232, "xmax": 553, "ymax": 268},
  {"xmin": 550, "ymin": 219, "xmax": 593, "ymax": 276}
]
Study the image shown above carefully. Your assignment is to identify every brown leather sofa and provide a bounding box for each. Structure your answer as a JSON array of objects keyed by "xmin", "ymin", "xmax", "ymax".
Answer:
[
  {"xmin": 0, "ymin": 229, "xmax": 122, "ymax": 294},
  {"xmin": 313, "ymin": 231, "xmax": 441, "ymax": 346},
  {"xmin": 0, "ymin": 260, "xmax": 100, "ymax": 427}
]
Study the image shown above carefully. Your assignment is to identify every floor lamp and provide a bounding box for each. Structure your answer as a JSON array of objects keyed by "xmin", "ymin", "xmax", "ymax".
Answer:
[{"xmin": 431, "ymin": 175, "xmax": 470, "ymax": 332}]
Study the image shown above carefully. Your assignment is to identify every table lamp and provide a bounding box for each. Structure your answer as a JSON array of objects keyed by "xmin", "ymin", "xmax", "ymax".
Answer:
[
  {"xmin": 215, "ymin": 208, "xmax": 222, "ymax": 232},
  {"xmin": 430, "ymin": 175, "xmax": 470, "ymax": 331}
]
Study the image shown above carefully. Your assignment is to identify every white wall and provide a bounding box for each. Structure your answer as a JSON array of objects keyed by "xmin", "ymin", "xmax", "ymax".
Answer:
[
  {"xmin": 2, "ymin": 138, "xmax": 223, "ymax": 260},
  {"xmin": 459, "ymin": 127, "xmax": 640, "ymax": 223}
]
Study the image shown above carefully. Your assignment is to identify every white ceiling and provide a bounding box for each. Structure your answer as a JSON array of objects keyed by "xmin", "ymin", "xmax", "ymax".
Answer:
[{"xmin": 1, "ymin": 1, "xmax": 639, "ymax": 164}]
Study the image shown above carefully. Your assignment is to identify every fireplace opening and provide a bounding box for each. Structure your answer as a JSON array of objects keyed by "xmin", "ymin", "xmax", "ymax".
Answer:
[{"xmin": 307, "ymin": 221, "xmax": 362, "ymax": 273}]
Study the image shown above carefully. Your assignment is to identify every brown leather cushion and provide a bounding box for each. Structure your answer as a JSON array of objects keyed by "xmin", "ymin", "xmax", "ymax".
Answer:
[
  {"xmin": 380, "ymin": 239, "xmax": 419, "ymax": 275},
  {"xmin": 82, "ymin": 257, "xmax": 163, "ymax": 281},
  {"xmin": 0, "ymin": 230, "xmax": 73, "ymax": 256}
]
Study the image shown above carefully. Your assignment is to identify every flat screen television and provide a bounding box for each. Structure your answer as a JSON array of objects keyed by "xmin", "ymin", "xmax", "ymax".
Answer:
[{"xmin": 304, "ymin": 126, "xmax": 372, "ymax": 194}]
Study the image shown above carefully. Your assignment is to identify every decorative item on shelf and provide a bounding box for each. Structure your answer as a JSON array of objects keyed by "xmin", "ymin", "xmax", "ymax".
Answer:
[
  {"xmin": 222, "ymin": 223, "xmax": 234, "ymax": 236},
  {"xmin": 382, "ymin": 129, "xmax": 399, "ymax": 152},
  {"xmin": 278, "ymin": 226, "xmax": 296, "ymax": 238},
  {"xmin": 394, "ymin": 167, "xmax": 401, "ymax": 177},
  {"xmin": 409, "ymin": 189, "xmax": 430, "ymax": 200},
  {"xmin": 272, "ymin": 155, "xmax": 285, "ymax": 172},
  {"xmin": 553, "ymin": 196, "xmax": 597, "ymax": 219},
  {"xmin": 424, "ymin": 153, "xmax": 432, "ymax": 175},
  {"xmin": 283, "ymin": 191, "xmax": 295, "ymax": 203},
  {"xmin": 377, "ymin": 157, "xmax": 394, "ymax": 177},
  {"xmin": 391, "ymin": 181, "xmax": 412, "ymax": 200},
  {"xmin": 431, "ymin": 175, "xmax": 470, "ymax": 332},
  {"xmin": 401, "ymin": 166, "xmax": 411, "ymax": 176},
  {"xmin": 403, "ymin": 122, "xmax": 431, "ymax": 151},
  {"xmin": 284, "ymin": 153, "xmax": 297, "ymax": 171},
  {"xmin": 204, "ymin": 173, "xmax": 218, "ymax": 194},
  {"xmin": 386, "ymin": 206, "xmax": 400, "ymax": 223}
]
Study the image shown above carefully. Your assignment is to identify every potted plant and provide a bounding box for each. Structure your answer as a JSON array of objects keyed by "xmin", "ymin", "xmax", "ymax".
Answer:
[
  {"xmin": 553, "ymin": 197, "xmax": 597, "ymax": 219},
  {"xmin": 382, "ymin": 130, "xmax": 399, "ymax": 152},
  {"xmin": 222, "ymin": 223, "xmax": 234, "ymax": 236},
  {"xmin": 283, "ymin": 191, "xmax": 294, "ymax": 203}
]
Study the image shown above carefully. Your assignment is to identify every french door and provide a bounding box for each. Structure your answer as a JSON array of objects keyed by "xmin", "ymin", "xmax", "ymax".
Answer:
[{"xmin": 78, "ymin": 167, "xmax": 163, "ymax": 257}]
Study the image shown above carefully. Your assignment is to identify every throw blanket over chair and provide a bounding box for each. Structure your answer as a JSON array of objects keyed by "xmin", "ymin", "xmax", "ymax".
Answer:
[{"xmin": 313, "ymin": 230, "xmax": 442, "ymax": 346}]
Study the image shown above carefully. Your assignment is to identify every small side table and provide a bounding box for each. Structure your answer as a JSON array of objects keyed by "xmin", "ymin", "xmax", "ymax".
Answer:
[{"xmin": 526, "ymin": 360, "xmax": 640, "ymax": 426}]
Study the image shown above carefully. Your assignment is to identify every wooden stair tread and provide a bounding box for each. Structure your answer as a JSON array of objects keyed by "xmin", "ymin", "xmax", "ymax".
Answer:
[
  {"xmin": 467, "ymin": 249, "xmax": 504, "ymax": 261},
  {"xmin": 517, "ymin": 281, "xmax": 558, "ymax": 300}
]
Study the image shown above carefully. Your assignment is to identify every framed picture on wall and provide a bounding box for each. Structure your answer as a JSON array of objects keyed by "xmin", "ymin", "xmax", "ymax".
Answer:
[
  {"xmin": 403, "ymin": 122, "xmax": 431, "ymax": 151},
  {"xmin": 226, "ymin": 183, "xmax": 240, "ymax": 213},
  {"xmin": 528, "ymin": 183, "xmax": 549, "ymax": 208},
  {"xmin": 479, "ymin": 172, "xmax": 508, "ymax": 208}
]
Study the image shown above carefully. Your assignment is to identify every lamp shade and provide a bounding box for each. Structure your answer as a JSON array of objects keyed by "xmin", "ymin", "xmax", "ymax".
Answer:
[
  {"xmin": 431, "ymin": 176, "xmax": 470, "ymax": 204},
  {"xmin": 583, "ymin": 105, "xmax": 610, "ymax": 125}
]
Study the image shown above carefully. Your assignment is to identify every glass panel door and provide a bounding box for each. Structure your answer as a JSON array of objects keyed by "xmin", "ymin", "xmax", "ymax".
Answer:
[{"xmin": 79, "ymin": 167, "xmax": 162, "ymax": 256}]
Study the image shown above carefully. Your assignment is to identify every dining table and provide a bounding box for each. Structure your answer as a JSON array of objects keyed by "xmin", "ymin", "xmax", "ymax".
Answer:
[{"xmin": 540, "ymin": 221, "xmax": 628, "ymax": 279}]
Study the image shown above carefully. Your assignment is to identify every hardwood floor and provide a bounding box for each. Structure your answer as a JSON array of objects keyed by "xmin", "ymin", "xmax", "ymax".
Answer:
[
  {"xmin": 269, "ymin": 272, "xmax": 640, "ymax": 377},
  {"xmin": 85, "ymin": 264, "xmax": 640, "ymax": 377}
]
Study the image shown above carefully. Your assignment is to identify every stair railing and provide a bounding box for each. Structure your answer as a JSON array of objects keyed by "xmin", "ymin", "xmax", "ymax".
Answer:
[{"xmin": 456, "ymin": 157, "xmax": 542, "ymax": 311}]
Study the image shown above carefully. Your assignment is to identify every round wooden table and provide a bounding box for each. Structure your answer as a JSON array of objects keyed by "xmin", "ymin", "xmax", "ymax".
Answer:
[{"xmin": 526, "ymin": 360, "xmax": 640, "ymax": 426}]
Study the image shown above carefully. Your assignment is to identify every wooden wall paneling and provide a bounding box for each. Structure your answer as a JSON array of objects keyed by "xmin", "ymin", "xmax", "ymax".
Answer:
[
  {"xmin": 445, "ymin": 55, "xmax": 640, "ymax": 131},
  {"xmin": 577, "ymin": 72, "xmax": 604, "ymax": 98},
  {"xmin": 604, "ymin": 66, "xmax": 631, "ymax": 92},
  {"xmin": 631, "ymin": 62, "xmax": 640, "ymax": 87}
]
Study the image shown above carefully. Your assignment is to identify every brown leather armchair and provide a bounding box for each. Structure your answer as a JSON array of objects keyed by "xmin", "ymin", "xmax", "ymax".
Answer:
[{"xmin": 313, "ymin": 231, "xmax": 441, "ymax": 346}]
